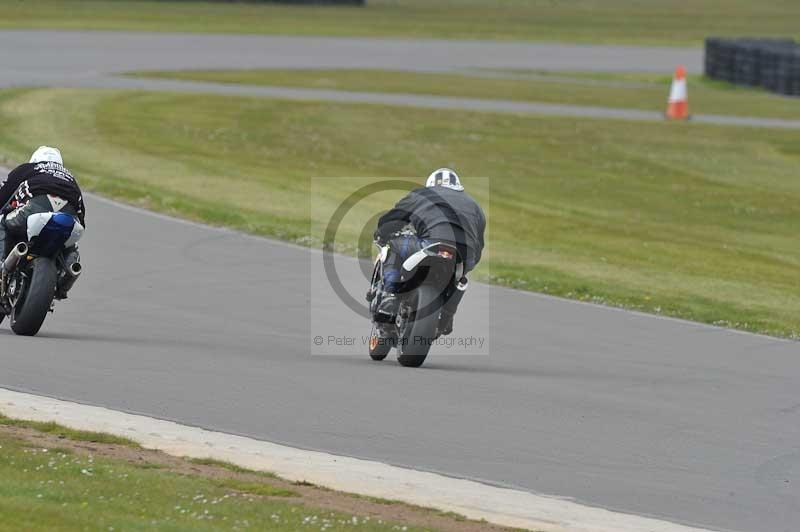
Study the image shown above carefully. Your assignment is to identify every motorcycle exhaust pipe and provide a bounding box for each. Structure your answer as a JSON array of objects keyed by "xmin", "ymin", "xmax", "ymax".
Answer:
[
  {"xmin": 456, "ymin": 277, "xmax": 468, "ymax": 292},
  {"xmin": 58, "ymin": 258, "xmax": 82, "ymax": 295},
  {"xmin": 3, "ymin": 242, "xmax": 28, "ymax": 272}
]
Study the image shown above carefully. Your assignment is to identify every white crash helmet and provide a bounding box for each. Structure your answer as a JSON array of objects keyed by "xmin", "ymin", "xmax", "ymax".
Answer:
[
  {"xmin": 425, "ymin": 168, "xmax": 464, "ymax": 191},
  {"xmin": 29, "ymin": 146, "xmax": 63, "ymax": 165}
]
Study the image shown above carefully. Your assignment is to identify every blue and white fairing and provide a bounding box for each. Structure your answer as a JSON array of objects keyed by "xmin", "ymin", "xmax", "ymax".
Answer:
[{"xmin": 26, "ymin": 212, "xmax": 84, "ymax": 257}]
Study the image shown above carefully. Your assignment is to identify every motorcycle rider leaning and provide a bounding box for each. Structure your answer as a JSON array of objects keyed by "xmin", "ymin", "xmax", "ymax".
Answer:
[
  {"xmin": 0, "ymin": 146, "xmax": 86, "ymax": 299},
  {"xmin": 374, "ymin": 168, "xmax": 486, "ymax": 336}
]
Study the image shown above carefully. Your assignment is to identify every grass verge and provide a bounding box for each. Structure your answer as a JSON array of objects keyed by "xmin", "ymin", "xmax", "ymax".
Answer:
[
  {"xmin": 189, "ymin": 457, "xmax": 277, "ymax": 477},
  {"xmin": 132, "ymin": 68, "xmax": 800, "ymax": 120},
  {"xmin": 0, "ymin": 417, "xmax": 513, "ymax": 531},
  {"xmin": 0, "ymin": 0, "xmax": 797, "ymax": 45},
  {"xmin": 0, "ymin": 413, "xmax": 139, "ymax": 447},
  {"xmin": 0, "ymin": 88, "xmax": 797, "ymax": 338}
]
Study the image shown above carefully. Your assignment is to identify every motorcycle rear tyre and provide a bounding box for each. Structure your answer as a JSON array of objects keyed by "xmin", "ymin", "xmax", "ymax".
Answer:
[
  {"xmin": 11, "ymin": 257, "xmax": 57, "ymax": 336},
  {"xmin": 397, "ymin": 284, "xmax": 440, "ymax": 368}
]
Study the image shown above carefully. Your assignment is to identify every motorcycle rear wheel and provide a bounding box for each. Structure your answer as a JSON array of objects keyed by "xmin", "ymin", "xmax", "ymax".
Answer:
[
  {"xmin": 397, "ymin": 284, "xmax": 441, "ymax": 368},
  {"xmin": 11, "ymin": 257, "xmax": 57, "ymax": 336}
]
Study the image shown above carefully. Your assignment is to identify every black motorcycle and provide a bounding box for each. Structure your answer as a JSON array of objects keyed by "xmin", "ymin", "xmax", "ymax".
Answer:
[
  {"xmin": 1, "ymin": 211, "xmax": 83, "ymax": 336},
  {"xmin": 366, "ymin": 233, "xmax": 463, "ymax": 368}
]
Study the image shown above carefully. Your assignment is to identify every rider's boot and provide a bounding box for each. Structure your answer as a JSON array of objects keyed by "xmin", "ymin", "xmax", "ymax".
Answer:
[
  {"xmin": 0, "ymin": 218, "xmax": 9, "ymax": 307},
  {"xmin": 376, "ymin": 293, "xmax": 399, "ymax": 320},
  {"xmin": 55, "ymin": 246, "xmax": 81, "ymax": 300},
  {"xmin": 376, "ymin": 267, "xmax": 401, "ymax": 321},
  {"xmin": 0, "ymin": 215, "xmax": 8, "ymax": 263},
  {"xmin": 439, "ymin": 278, "xmax": 468, "ymax": 336},
  {"xmin": 439, "ymin": 311, "xmax": 454, "ymax": 336}
]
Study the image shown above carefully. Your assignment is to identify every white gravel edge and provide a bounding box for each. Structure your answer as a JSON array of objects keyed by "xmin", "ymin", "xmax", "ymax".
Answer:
[{"xmin": 0, "ymin": 388, "xmax": 714, "ymax": 532}]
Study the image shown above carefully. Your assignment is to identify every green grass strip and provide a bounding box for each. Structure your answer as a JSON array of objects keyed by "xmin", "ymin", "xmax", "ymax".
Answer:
[
  {"xmin": 0, "ymin": 87, "xmax": 797, "ymax": 338},
  {"xmin": 0, "ymin": 0, "xmax": 798, "ymax": 45}
]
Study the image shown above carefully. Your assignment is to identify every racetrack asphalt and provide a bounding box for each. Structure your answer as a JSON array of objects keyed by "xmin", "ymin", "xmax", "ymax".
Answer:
[
  {"xmin": 0, "ymin": 31, "xmax": 799, "ymax": 532},
  {"xmin": 0, "ymin": 190, "xmax": 797, "ymax": 532},
  {"xmin": 3, "ymin": 30, "xmax": 800, "ymax": 128}
]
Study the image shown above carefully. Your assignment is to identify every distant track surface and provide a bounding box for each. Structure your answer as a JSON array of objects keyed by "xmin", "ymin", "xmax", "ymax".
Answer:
[
  {"xmin": 2, "ymin": 31, "xmax": 703, "ymax": 75},
  {"xmin": 1, "ymin": 32, "xmax": 799, "ymax": 532},
  {"xmin": 7, "ymin": 30, "xmax": 799, "ymax": 128}
]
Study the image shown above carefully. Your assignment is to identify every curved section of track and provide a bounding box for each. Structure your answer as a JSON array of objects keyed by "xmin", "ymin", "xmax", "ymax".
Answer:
[
  {"xmin": 3, "ymin": 31, "xmax": 796, "ymax": 128},
  {"xmin": 0, "ymin": 31, "xmax": 737, "ymax": 126},
  {"xmin": 0, "ymin": 33, "xmax": 798, "ymax": 532},
  {"xmin": 0, "ymin": 192, "xmax": 797, "ymax": 532},
  {"xmin": 0, "ymin": 31, "xmax": 703, "ymax": 76}
]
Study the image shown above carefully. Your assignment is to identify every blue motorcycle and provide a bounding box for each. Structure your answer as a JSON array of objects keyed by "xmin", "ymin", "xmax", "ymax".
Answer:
[{"xmin": 1, "ymin": 212, "xmax": 83, "ymax": 336}]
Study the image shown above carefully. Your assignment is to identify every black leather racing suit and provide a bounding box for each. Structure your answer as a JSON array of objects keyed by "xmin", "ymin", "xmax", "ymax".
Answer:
[
  {"xmin": 374, "ymin": 186, "xmax": 486, "ymax": 320},
  {"xmin": 375, "ymin": 186, "xmax": 485, "ymax": 281},
  {"xmin": 0, "ymin": 162, "xmax": 86, "ymax": 258}
]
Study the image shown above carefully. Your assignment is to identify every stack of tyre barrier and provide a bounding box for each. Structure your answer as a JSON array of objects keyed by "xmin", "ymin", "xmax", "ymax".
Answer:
[{"xmin": 705, "ymin": 38, "xmax": 800, "ymax": 96}]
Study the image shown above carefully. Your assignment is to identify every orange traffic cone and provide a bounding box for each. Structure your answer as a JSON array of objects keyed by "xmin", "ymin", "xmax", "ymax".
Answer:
[{"xmin": 665, "ymin": 66, "xmax": 689, "ymax": 120}]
